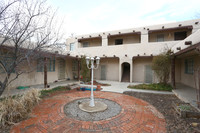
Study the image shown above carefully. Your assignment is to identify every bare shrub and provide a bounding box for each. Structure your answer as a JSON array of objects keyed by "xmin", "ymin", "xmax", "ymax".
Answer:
[
  {"xmin": 152, "ymin": 50, "xmax": 172, "ymax": 84},
  {"xmin": 0, "ymin": 89, "xmax": 40, "ymax": 126}
]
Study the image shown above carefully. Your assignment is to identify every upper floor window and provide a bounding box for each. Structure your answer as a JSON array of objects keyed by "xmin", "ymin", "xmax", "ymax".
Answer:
[
  {"xmin": 83, "ymin": 42, "xmax": 89, "ymax": 47},
  {"xmin": 115, "ymin": 39, "xmax": 123, "ymax": 45},
  {"xmin": 185, "ymin": 58, "xmax": 194, "ymax": 74},
  {"xmin": 156, "ymin": 34, "xmax": 164, "ymax": 42},
  {"xmin": 174, "ymin": 31, "xmax": 187, "ymax": 41},
  {"xmin": 70, "ymin": 43, "xmax": 74, "ymax": 51}
]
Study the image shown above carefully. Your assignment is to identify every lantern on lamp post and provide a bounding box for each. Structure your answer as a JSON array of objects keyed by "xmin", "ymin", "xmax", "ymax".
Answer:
[{"xmin": 86, "ymin": 56, "xmax": 100, "ymax": 107}]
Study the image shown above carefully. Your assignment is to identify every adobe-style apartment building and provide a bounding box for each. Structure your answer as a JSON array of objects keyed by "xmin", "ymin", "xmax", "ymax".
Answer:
[
  {"xmin": 1, "ymin": 19, "xmax": 200, "ymax": 91},
  {"xmin": 67, "ymin": 19, "xmax": 200, "ymax": 88}
]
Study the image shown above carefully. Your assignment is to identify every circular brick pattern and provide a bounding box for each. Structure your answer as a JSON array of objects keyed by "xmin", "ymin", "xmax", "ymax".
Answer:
[
  {"xmin": 64, "ymin": 98, "xmax": 122, "ymax": 121},
  {"xmin": 10, "ymin": 91, "xmax": 166, "ymax": 133}
]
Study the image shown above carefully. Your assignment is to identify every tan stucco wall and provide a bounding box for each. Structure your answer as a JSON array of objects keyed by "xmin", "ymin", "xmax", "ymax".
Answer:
[
  {"xmin": 178, "ymin": 55, "xmax": 200, "ymax": 88},
  {"xmin": 94, "ymin": 58, "xmax": 119, "ymax": 81},
  {"xmin": 149, "ymin": 29, "xmax": 192, "ymax": 42},
  {"xmin": 132, "ymin": 57, "xmax": 155, "ymax": 83},
  {"xmin": 78, "ymin": 38, "xmax": 102, "ymax": 48},
  {"xmin": 0, "ymin": 59, "xmax": 59, "ymax": 88},
  {"xmin": 108, "ymin": 34, "xmax": 140, "ymax": 45}
]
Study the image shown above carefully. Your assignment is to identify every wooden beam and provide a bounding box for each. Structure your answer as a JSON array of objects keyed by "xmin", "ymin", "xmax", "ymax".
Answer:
[
  {"xmin": 198, "ymin": 69, "xmax": 200, "ymax": 108},
  {"xmin": 44, "ymin": 57, "xmax": 47, "ymax": 88},
  {"xmin": 171, "ymin": 56, "xmax": 176, "ymax": 89}
]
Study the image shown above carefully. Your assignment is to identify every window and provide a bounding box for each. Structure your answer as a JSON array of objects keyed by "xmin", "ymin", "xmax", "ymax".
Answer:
[
  {"xmin": 185, "ymin": 58, "xmax": 194, "ymax": 74},
  {"xmin": 72, "ymin": 60, "xmax": 78, "ymax": 71},
  {"xmin": 156, "ymin": 34, "xmax": 164, "ymax": 42},
  {"xmin": 115, "ymin": 39, "xmax": 123, "ymax": 45},
  {"xmin": 37, "ymin": 58, "xmax": 55, "ymax": 72},
  {"xmin": 0, "ymin": 55, "xmax": 15, "ymax": 73},
  {"xmin": 70, "ymin": 43, "xmax": 74, "ymax": 51},
  {"xmin": 174, "ymin": 31, "xmax": 187, "ymax": 40},
  {"xmin": 82, "ymin": 42, "xmax": 89, "ymax": 47}
]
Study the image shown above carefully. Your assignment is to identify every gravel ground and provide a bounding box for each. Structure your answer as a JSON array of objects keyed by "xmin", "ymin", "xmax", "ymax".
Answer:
[
  {"xmin": 64, "ymin": 98, "xmax": 121, "ymax": 121},
  {"xmin": 124, "ymin": 91, "xmax": 200, "ymax": 133}
]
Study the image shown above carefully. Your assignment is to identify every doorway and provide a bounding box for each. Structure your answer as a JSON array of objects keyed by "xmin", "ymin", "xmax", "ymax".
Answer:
[
  {"xmin": 145, "ymin": 65, "xmax": 153, "ymax": 83},
  {"xmin": 58, "ymin": 59, "xmax": 65, "ymax": 80},
  {"xmin": 101, "ymin": 65, "xmax": 106, "ymax": 80},
  {"xmin": 121, "ymin": 62, "xmax": 130, "ymax": 82}
]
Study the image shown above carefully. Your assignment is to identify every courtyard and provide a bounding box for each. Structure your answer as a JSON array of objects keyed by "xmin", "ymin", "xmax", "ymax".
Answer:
[{"xmin": 0, "ymin": 81, "xmax": 198, "ymax": 133}]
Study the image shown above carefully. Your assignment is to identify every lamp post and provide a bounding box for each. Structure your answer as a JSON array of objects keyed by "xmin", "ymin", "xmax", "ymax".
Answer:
[{"xmin": 86, "ymin": 56, "xmax": 100, "ymax": 107}]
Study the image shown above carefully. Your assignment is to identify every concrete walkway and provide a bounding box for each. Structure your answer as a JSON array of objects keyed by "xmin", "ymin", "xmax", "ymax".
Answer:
[
  {"xmin": 173, "ymin": 83, "xmax": 197, "ymax": 108},
  {"xmin": 97, "ymin": 80, "xmax": 173, "ymax": 94}
]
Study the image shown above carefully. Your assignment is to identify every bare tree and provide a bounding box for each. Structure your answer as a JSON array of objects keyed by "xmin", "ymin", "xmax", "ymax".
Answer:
[{"xmin": 0, "ymin": 0, "xmax": 64, "ymax": 96}]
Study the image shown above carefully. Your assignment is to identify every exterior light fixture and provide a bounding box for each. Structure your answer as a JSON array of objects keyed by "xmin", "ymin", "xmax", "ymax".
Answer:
[{"xmin": 86, "ymin": 56, "xmax": 100, "ymax": 107}]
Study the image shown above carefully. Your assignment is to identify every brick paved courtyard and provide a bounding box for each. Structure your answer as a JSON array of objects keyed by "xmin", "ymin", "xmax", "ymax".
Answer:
[{"xmin": 10, "ymin": 91, "xmax": 166, "ymax": 133}]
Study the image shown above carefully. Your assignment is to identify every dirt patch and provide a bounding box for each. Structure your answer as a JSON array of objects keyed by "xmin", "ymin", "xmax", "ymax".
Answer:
[{"xmin": 123, "ymin": 91, "xmax": 200, "ymax": 133}]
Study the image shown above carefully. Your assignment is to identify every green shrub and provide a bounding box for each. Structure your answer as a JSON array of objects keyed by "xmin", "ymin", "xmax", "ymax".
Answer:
[
  {"xmin": 128, "ymin": 83, "xmax": 172, "ymax": 91},
  {"xmin": 40, "ymin": 86, "xmax": 70, "ymax": 97},
  {"xmin": 80, "ymin": 56, "xmax": 90, "ymax": 82}
]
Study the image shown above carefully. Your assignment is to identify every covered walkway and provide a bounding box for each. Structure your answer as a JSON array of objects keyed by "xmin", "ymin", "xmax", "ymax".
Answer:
[{"xmin": 173, "ymin": 83, "xmax": 198, "ymax": 108}]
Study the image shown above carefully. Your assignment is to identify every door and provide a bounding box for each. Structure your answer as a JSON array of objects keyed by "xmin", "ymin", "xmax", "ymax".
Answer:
[
  {"xmin": 58, "ymin": 59, "xmax": 65, "ymax": 79},
  {"xmin": 145, "ymin": 65, "xmax": 153, "ymax": 83},
  {"xmin": 101, "ymin": 65, "xmax": 106, "ymax": 80}
]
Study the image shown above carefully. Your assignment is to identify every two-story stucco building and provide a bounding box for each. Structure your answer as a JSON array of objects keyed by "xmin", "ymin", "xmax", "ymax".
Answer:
[{"xmin": 67, "ymin": 19, "xmax": 200, "ymax": 89}]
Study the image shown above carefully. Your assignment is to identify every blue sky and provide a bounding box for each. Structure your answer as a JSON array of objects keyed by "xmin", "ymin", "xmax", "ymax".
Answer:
[{"xmin": 48, "ymin": 0, "xmax": 200, "ymax": 39}]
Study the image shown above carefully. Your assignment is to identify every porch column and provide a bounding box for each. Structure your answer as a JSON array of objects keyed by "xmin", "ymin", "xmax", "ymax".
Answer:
[
  {"xmin": 198, "ymin": 70, "xmax": 200, "ymax": 108},
  {"xmin": 141, "ymin": 31, "xmax": 148, "ymax": 44},
  {"xmin": 130, "ymin": 61, "xmax": 132, "ymax": 83},
  {"xmin": 78, "ymin": 59, "xmax": 80, "ymax": 81},
  {"xmin": 119, "ymin": 61, "xmax": 122, "ymax": 82},
  {"xmin": 171, "ymin": 56, "xmax": 175, "ymax": 89},
  {"xmin": 44, "ymin": 57, "xmax": 47, "ymax": 88},
  {"xmin": 102, "ymin": 35, "xmax": 108, "ymax": 47}
]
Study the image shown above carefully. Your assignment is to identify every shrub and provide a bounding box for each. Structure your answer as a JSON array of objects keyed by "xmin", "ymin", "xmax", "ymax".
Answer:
[
  {"xmin": 128, "ymin": 83, "xmax": 172, "ymax": 91},
  {"xmin": 80, "ymin": 56, "xmax": 90, "ymax": 82},
  {"xmin": 152, "ymin": 50, "xmax": 172, "ymax": 84},
  {"xmin": 0, "ymin": 89, "xmax": 40, "ymax": 126},
  {"xmin": 40, "ymin": 86, "xmax": 70, "ymax": 98}
]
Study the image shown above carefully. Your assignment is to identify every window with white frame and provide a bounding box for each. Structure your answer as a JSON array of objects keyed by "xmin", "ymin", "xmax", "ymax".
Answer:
[
  {"xmin": 70, "ymin": 43, "xmax": 74, "ymax": 51},
  {"xmin": 156, "ymin": 34, "xmax": 164, "ymax": 42},
  {"xmin": 185, "ymin": 58, "xmax": 194, "ymax": 74}
]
